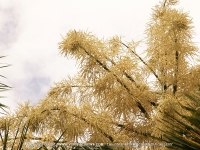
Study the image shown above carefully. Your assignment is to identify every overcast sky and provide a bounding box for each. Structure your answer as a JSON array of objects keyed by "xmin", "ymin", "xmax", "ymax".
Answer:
[{"xmin": 0, "ymin": 0, "xmax": 200, "ymax": 112}]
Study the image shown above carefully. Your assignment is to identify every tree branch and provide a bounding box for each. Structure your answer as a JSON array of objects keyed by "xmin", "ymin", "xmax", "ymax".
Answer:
[
  {"xmin": 173, "ymin": 50, "xmax": 179, "ymax": 95},
  {"xmin": 80, "ymin": 46, "xmax": 150, "ymax": 118},
  {"xmin": 106, "ymin": 56, "xmax": 157, "ymax": 107},
  {"xmin": 112, "ymin": 122, "xmax": 151, "ymax": 137},
  {"xmin": 42, "ymin": 108, "xmax": 114, "ymax": 142},
  {"xmin": 163, "ymin": 0, "xmax": 167, "ymax": 7},
  {"xmin": 120, "ymin": 42, "xmax": 161, "ymax": 84},
  {"xmin": 105, "ymin": 56, "xmax": 138, "ymax": 86}
]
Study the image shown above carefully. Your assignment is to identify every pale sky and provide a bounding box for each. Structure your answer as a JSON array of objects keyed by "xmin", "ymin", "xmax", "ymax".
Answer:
[{"xmin": 0, "ymin": 0, "xmax": 200, "ymax": 111}]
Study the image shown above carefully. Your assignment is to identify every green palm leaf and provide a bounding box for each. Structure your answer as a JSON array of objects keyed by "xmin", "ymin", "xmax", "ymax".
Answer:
[
  {"xmin": 0, "ymin": 56, "xmax": 11, "ymax": 113},
  {"xmin": 156, "ymin": 93, "xmax": 200, "ymax": 149}
]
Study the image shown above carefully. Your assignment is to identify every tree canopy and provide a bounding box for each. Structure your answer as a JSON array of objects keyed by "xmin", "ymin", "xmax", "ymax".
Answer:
[{"xmin": 1, "ymin": 0, "xmax": 200, "ymax": 149}]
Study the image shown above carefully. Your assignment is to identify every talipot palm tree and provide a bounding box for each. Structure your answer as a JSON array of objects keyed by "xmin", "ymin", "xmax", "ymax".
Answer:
[{"xmin": 1, "ymin": 0, "xmax": 200, "ymax": 149}]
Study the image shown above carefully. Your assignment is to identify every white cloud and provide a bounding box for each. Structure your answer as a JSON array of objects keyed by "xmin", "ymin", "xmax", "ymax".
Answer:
[{"xmin": 0, "ymin": 0, "xmax": 199, "ymax": 112}]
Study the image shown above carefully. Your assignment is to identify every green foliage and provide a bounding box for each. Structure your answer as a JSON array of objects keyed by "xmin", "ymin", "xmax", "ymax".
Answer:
[
  {"xmin": 155, "ymin": 92, "xmax": 200, "ymax": 149},
  {"xmin": 0, "ymin": 56, "xmax": 11, "ymax": 114}
]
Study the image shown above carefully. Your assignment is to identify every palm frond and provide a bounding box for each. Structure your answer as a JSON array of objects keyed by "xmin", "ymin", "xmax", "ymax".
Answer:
[{"xmin": 156, "ymin": 93, "xmax": 200, "ymax": 149}]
